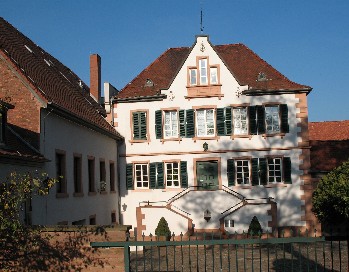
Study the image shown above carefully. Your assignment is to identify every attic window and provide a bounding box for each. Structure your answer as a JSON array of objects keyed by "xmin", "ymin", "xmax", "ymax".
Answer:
[
  {"xmin": 257, "ymin": 72, "xmax": 267, "ymax": 82},
  {"xmin": 144, "ymin": 78, "xmax": 154, "ymax": 87},
  {"xmin": 24, "ymin": 45, "xmax": 33, "ymax": 53}
]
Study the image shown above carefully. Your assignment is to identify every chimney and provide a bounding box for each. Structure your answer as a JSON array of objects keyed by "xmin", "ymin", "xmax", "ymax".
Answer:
[{"xmin": 90, "ymin": 54, "xmax": 101, "ymax": 103}]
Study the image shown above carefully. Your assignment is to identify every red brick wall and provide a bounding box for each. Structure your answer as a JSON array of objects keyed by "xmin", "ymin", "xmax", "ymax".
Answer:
[{"xmin": 0, "ymin": 54, "xmax": 42, "ymax": 148}]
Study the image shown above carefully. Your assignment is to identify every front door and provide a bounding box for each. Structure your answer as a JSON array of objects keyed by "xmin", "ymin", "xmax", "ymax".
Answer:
[{"xmin": 196, "ymin": 161, "xmax": 219, "ymax": 190}]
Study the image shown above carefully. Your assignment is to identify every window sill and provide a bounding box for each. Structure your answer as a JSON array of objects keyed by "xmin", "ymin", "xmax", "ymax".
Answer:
[
  {"xmin": 73, "ymin": 192, "xmax": 84, "ymax": 197},
  {"xmin": 193, "ymin": 136, "xmax": 220, "ymax": 141},
  {"xmin": 160, "ymin": 188, "xmax": 183, "ymax": 192},
  {"xmin": 129, "ymin": 139, "xmax": 150, "ymax": 145},
  {"xmin": 56, "ymin": 193, "xmax": 69, "ymax": 198},
  {"xmin": 133, "ymin": 189, "xmax": 152, "ymax": 192},
  {"xmin": 88, "ymin": 192, "xmax": 97, "ymax": 196},
  {"xmin": 185, "ymin": 85, "xmax": 223, "ymax": 100},
  {"xmin": 262, "ymin": 133, "xmax": 286, "ymax": 138},
  {"xmin": 231, "ymin": 134, "xmax": 251, "ymax": 140},
  {"xmin": 161, "ymin": 137, "xmax": 182, "ymax": 143},
  {"xmin": 99, "ymin": 191, "xmax": 108, "ymax": 195},
  {"xmin": 264, "ymin": 183, "xmax": 287, "ymax": 188},
  {"xmin": 232, "ymin": 185, "xmax": 252, "ymax": 189}
]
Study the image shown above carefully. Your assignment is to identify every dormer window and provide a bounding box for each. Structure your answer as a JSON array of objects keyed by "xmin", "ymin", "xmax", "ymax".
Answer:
[{"xmin": 199, "ymin": 58, "xmax": 208, "ymax": 85}]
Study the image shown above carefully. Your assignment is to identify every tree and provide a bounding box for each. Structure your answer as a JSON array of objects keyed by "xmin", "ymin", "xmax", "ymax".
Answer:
[
  {"xmin": 248, "ymin": 216, "xmax": 262, "ymax": 236},
  {"xmin": 155, "ymin": 217, "xmax": 171, "ymax": 238},
  {"xmin": 312, "ymin": 160, "xmax": 349, "ymax": 226},
  {"xmin": 0, "ymin": 171, "xmax": 56, "ymax": 270}
]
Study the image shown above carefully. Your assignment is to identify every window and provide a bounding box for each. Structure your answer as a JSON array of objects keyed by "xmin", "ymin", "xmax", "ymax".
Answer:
[
  {"xmin": 210, "ymin": 67, "xmax": 218, "ymax": 84},
  {"xmin": 135, "ymin": 163, "xmax": 149, "ymax": 189},
  {"xmin": 199, "ymin": 58, "xmax": 208, "ymax": 85},
  {"xmin": 236, "ymin": 160, "xmax": 250, "ymax": 185},
  {"xmin": 73, "ymin": 155, "xmax": 82, "ymax": 194},
  {"xmin": 126, "ymin": 161, "xmax": 188, "ymax": 190},
  {"xmin": 132, "ymin": 111, "xmax": 147, "ymax": 140},
  {"xmin": 99, "ymin": 161, "xmax": 106, "ymax": 192},
  {"xmin": 111, "ymin": 212, "xmax": 117, "ymax": 224},
  {"xmin": 56, "ymin": 151, "xmax": 67, "ymax": 194},
  {"xmin": 164, "ymin": 111, "xmax": 179, "ymax": 138},
  {"xmin": 89, "ymin": 216, "xmax": 96, "ymax": 225},
  {"xmin": 225, "ymin": 219, "xmax": 234, "ymax": 228},
  {"xmin": 165, "ymin": 162, "xmax": 180, "ymax": 188},
  {"xmin": 233, "ymin": 107, "xmax": 248, "ymax": 135},
  {"xmin": 196, "ymin": 109, "xmax": 215, "ymax": 137},
  {"xmin": 88, "ymin": 158, "xmax": 95, "ymax": 193},
  {"xmin": 189, "ymin": 68, "xmax": 197, "ymax": 85},
  {"xmin": 228, "ymin": 157, "xmax": 291, "ymax": 186},
  {"xmin": 268, "ymin": 158, "xmax": 282, "ymax": 183},
  {"xmin": 110, "ymin": 162, "xmax": 116, "ymax": 192},
  {"xmin": 265, "ymin": 106, "xmax": 280, "ymax": 134}
]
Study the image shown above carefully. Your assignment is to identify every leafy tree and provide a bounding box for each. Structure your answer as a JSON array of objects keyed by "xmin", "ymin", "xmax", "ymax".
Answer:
[
  {"xmin": 312, "ymin": 160, "xmax": 349, "ymax": 226},
  {"xmin": 155, "ymin": 217, "xmax": 171, "ymax": 238},
  {"xmin": 248, "ymin": 216, "xmax": 262, "ymax": 236}
]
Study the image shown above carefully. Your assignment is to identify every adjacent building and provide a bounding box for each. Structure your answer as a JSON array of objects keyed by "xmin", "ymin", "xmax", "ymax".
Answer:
[{"xmin": 0, "ymin": 17, "xmax": 123, "ymax": 225}]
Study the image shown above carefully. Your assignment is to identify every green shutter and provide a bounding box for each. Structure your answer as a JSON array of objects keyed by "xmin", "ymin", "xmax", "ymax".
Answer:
[
  {"xmin": 155, "ymin": 110, "xmax": 163, "ymax": 139},
  {"xmin": 216, "ymin": 108, "xmax": 225, "ymax": 136},
  {"xmin": 139, "ymin": 112, "xmax": 147, "ymax": 140},
  {"xmin": 149, "ymin": 163, "xmax": 156, "ymax": 189},
  {"xmin": 249, "ymin": 106, "xmax": 257, "ymax": 135},
  {"xmin": 259, "ymin": 158, "xmax": 267, "ymax": 185},
  {"xmin": 227, "ymin": 159, "xmax": 235, "ymax": 186},
  {"xmin": 157, "ymin": 162, "xmax": 164, "ymax": 189},
  {"xmin": 225, "ymin": 107, "xmax": 232, "ymax": 135},
  {"xmin": 283, "ymin": 157, "xmax": 292, "ymax": 184},
  {"xmin": 186, "ymin": 109, "xmax": 195, "ymax": 138},
  {"xmin": 180, "ymin": 161, "xmax": 188, "ymax": 188},
  {"xmin": 132, "ymin": 112, "xmax": 140, "ymax": 139},
  {"xmin": 280, "ymin": 104, "xmax": 289, "ymax": 133},
  {"xmin": 126, "ymin": 163, "xmax": 134, "ymax": 190},
  {"xmin": 257, "ymin": 106, "xmax": 266, "ymax": 134},
  {"xmin": 251, "ymin": 158, "xmax": 259, "ymax": 186},
  {"xmin": 179, "ymin": 110, "xmax": 186, "ymax": 137}
]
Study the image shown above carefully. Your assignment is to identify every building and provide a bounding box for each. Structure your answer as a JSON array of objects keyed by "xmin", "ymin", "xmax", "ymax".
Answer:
[
  {"xmin": 0, "ymin": 17, "xmax": 123, "ymax": 225},
  {"xmin": 108, "ymin": 35, "xmax": 313, "ymax": 237}
]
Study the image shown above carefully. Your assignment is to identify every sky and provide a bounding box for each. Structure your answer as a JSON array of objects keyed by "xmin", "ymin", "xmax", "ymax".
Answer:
[{"xmin": 2, "ymin": 0, "xmax": 349, "ymax": 122}]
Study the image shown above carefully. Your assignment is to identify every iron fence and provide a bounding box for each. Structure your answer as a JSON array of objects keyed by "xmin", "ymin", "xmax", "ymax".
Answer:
[{"xmin": 91, "ymin": 231, "xmax": 348, "ymax": 272}]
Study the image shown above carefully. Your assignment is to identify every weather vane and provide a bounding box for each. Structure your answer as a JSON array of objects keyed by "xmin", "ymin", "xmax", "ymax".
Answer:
[{"xmin": 200, "ymin": 2, "xmax": 204, "ymax": 34}]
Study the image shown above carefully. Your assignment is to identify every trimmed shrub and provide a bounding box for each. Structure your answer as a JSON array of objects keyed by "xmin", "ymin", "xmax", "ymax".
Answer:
[
  {"xmin": 155, "ymin": 217, "xmax": 171, "ymax": 238},
  {"xmin": 248, "ymin": 216, "xmax": 262, "ymax": 236}
]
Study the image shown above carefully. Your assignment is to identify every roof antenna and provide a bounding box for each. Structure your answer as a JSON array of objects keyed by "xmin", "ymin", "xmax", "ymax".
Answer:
[{"xmin": 200, "ymin": 1, "xmax": 204, "ymax": 34}]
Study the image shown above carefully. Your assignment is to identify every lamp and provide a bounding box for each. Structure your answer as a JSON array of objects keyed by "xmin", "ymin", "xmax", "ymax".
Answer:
[
  {"xmin": 204, "ymin": 209, "xmax": 211, "ymax": 222},
  {"xmin": 203, "ymin": 142, "xmax": 208, "ymax": 152}
]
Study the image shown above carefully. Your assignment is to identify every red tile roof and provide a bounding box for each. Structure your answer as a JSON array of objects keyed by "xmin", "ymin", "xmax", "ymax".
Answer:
[
  {"xmin": 117, "ymin": 40, "xmax": 311, "ymax": 99},
  {"xmin": 0, "ymin": 17, "xmax": 122, "ymax": 140},
  {"xmin": 309, "ymin": 121, "xmax": 349, "ymax": 141},
  {"xmin": 309, "ymin": 121, "xmax": 349, "ymax": 172}
]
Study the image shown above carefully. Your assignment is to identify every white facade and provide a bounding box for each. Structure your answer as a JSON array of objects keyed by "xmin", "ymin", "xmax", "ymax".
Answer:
[{"xmin": 113, "ymin": 36, "xmax": 311, "ymax": 237}]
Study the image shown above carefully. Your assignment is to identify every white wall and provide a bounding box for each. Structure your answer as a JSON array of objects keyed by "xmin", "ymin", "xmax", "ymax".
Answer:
[{"xmin": 31, "ymin": 110, "xmax": 119, "ymax": 225}]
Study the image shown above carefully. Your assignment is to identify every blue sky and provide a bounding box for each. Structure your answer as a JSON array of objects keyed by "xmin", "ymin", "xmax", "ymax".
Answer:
[{"xmin": 2, "ymin": 1, "xmax": 348, "ymax": 122}]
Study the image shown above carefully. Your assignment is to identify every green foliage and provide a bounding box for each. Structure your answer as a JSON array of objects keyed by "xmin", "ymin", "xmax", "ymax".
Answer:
[
  {"xmin": 248, "ymin": 216, "xmax": 262, "ymax": 236},
  {"xmin": 312, "ymin": 160, "xmax": 349, "ymax": 225},
  {"xmin": 155, "ymin": 217, "xmax": 171, "ymax": 238},
  {"xmin": 0, "ymin": 171, "xmax": 57, "ymax": 270}
]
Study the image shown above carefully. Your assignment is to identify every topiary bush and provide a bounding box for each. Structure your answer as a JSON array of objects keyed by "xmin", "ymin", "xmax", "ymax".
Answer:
[
  {"xmin": 248, "ymin": 216, "xmax": 262, "ymax": 236},
  {"xmin": 155, "ymin": 217, "xmax": 171, "ymax": 238}
]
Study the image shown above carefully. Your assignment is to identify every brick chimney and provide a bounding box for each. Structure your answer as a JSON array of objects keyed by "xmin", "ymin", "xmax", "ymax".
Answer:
[{"xmin": 90, "ymin": 54, "xmax": 101, "ymax": 103}]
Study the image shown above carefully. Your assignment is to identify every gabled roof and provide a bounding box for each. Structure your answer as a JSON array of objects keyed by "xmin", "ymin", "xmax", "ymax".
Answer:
[
  {"xmin": 0, "ymin": 17, "xmax": 122, "ymax": 140},
  {"xmin": 309, "ymin": 120, "xmax": 349, "ymax": 141},
  {"xmin": 117, "ymin": 40, "xmax": 311, "ymax": 99}
]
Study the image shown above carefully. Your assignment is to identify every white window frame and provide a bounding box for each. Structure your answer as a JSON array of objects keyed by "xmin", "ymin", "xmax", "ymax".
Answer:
[
  {"xmin": 224, "ymin": 219, "xmax": 234, "ymax": 228},
  {"xmin": 210, "ymin": 67, "xmax": 218, "ymax": 84},
  {"xmin": 165, "ymin": 162, "xmax": 180, "ymax": 188},
  {"xmin": 189, "ymin": 68, "xmax": 197, "ymax": 86},
  {"xmin": 268, "ymin": 158, "xmax": 282, "ymax": 183},
  {"xmin": 196, "ymin": 109, "xmax": 215, "ymax": 137},
  {"xmin": 233, "ymin": 107, "xmax": 248, "ymax": 135},
  {"xmin": 134, "ymin": 163, "xmax": 149, "ymax": 189},
  {"xmin": 236, "ymin": 159, "xmax": 250, "ymax": 185},
  {"xmin": 265, "ymin": 106, "xmax": 280, "ymax": 134},
  {"xmin": 199, "ymin": 58, "xmax": 208, "ymax": 85},
  {"xmin": 164, "ymin": 111, "xmax": 179, "ymax": 138}
]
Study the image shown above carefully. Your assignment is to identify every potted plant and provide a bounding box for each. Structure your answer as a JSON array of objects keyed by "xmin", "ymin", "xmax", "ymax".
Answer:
[{"xmin": 155, "ymin": 217, "xmax": 172, "ymax": 241}]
